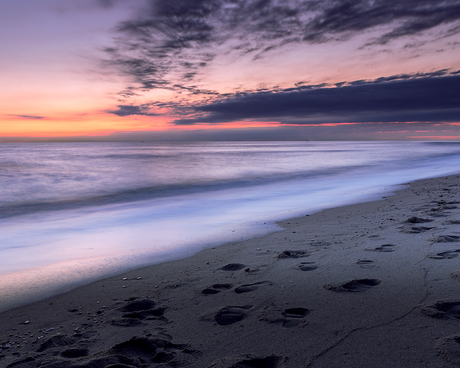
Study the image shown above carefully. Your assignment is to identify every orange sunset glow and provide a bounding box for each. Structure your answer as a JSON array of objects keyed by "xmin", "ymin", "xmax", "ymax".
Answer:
[{"xmin": 1, "ymin": 1, "xmax": 459, "ymax": 140}]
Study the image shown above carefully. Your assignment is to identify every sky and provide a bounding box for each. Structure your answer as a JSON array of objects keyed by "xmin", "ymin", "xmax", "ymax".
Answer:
[{"xmin": 1, "ymin": 0, "xmax": 460, "ymax": 141}]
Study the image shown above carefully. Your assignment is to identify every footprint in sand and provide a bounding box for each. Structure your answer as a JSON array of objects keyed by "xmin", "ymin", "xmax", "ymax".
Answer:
[
  {"xmin": 405, "ymin": 216, "xmax": 434, "ymax": 224},
  {"xmin": 111, "ymin": 298, "xmax": 167, "ymax": 326},
  {"xmin": 24, "ymin": 333, "xmax": 200, "ymax": 368},
  {"xmin": 400, "ymin": 226, "xmax": 434, "ymax": 234},
  {"xmin": 202, "ymin": 283, "xmax": 234, "ymax": 295},
  {"xmin": 121, "ymin": 299, "xmax": 156, "ymax": 312},
  {"xmin": 324, "ymin": 278, "xmax": 381, "ymax": 292},
  {"xmin": 108, "ymin": 337, "xmax": 200, "ymax": 365},
  {"xmin": 356, "ymin": 260, "xmax": 376, "ymax": 269},
  {"xmin": 220, "ymin": 263, "xmax": 246, "ymax": 271},
  {"xmin": 428, "ymin": 249, "xmax": 460, "ymax": 259},
  {"xmin": 208, "ymin": 354, "xmax": 284, "ymax": 368},
  {"xmin": 259, "ymin": 303, "xmax": 310, "ymax": 328},
  {"xmin": 427, "ymin": 207, "xmax": 449, "ymax": 217},
  {"xmin": 436, "ymin": 334, "xmax": 460, "ymax": 365},
  {"xmin": 37, "ymin": 335, "xmax": 79, "ymax": 352},
  {"xmin": 432, "ymin": 235, "xmax": 460, "ymax": 243},
  {"xmin": 214, "ymin": 306, "xmax": 251, "ymax": 325},
  {"xmin": 421, "ymin": 300, "xmax": 460, "ymax": 319},
  {"xmin": 234, "ymin": 281, "xmax": 272, "ymax": 294},
  {"xmin": 278, "ymin": 250, "xmax": 309, "ymax": 259},
  {"xmin": 367, "ymin": 244, "xmax": 396, "ymax": 252},
  {"xmin": 46, "ymin": 336, "xmax": 201, "ymax": 368},
  {"xmin": 202, "ymin": 288, "xmax": 220, "ymax": 295},
  {"xmin": 449, "ymin": 270, "xmax": 460, "ymax": 281},
  {"xmin": 298, "ymin": 262, "xmax": 318, "ymax": 271},
  {"xmin": 282, "ymin": 307, "xmax": 311, "ymax": 319},
  {"xmin": 3, "ymin": 335, "xmax": 202, "ymax": 368}
]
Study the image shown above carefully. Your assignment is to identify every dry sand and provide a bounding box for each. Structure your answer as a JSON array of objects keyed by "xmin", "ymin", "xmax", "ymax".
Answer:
[{"xmin": 2, "ymin": 174, "xmax": 460, "ymax": 368}]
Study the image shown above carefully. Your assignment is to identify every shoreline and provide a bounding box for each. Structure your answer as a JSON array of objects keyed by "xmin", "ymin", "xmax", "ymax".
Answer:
[{"xmin": 2, "ymin": 173, "xmax": 460, "ymax": 367}]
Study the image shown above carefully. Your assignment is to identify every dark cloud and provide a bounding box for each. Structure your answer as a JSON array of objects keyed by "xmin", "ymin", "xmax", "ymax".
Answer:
[
  {"xmin": 108, "ymin": 104, "xmax": 158, "ymax": 117},
  {"xmin": 105, "ymin": 0, "xmax": 460, "ymax": 94},
  {"xmin": 8, "ymin": 114, "xmax": 44, "ymax": 120},
  {"xmin": 172, "ymin": 73, "xmax": 460, "ymax": 125},
  {"xmin": 304, "ymin": 0, "xmax": 460, "ymax": 44}
]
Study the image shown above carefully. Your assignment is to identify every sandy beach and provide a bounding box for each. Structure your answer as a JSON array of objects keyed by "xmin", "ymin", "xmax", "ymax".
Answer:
[{"xmin": 1, "ymin": 174, "xmax": 460, "ymax": 367}]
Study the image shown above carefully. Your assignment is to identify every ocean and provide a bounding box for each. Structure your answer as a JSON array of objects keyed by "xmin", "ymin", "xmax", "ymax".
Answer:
[{"xmin": 1, "ymin": 141, "xmax": 460, "ymax": 312}]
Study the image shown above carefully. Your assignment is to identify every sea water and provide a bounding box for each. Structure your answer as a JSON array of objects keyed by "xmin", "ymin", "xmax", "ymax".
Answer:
[{"xmin": 1, "ymin": 141, "xmax": 460, "ymax": 311}]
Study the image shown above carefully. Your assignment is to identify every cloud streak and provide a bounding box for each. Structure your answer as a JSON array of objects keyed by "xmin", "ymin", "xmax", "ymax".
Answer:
[
  {"xmin": 303, "ymin": 0, "xmax": 460, "ymax": 44},
  {"xmin": 8, "ymin": 114, "xmax": 45, "ymax": 120},
  {"xmin": 171, "ymin": 73, "xmax": 460, "ymax": 125},
  {"xmin": 108, "ymin": 104, "xmax": 159, "ymax": 117},
  {"xmin": 105, "ymin": 0, "xmax": 460, "ymax": 94}
]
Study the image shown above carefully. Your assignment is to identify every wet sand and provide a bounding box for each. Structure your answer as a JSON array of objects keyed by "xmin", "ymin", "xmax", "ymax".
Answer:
[{"xmin": 1, "ymin": 174, "xmax": 460, "ymax": 367}]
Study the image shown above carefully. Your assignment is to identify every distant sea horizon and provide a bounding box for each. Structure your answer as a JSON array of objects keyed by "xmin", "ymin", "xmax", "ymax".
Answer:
[{"xmin": 1, "ymin": 141, "xmax": 460, "ymax": 312}]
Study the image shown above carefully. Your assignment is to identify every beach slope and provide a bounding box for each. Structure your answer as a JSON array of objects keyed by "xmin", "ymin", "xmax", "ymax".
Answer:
[{"xmin": 2, "ymin": 174, "xmax": 460, "ymax": 367}]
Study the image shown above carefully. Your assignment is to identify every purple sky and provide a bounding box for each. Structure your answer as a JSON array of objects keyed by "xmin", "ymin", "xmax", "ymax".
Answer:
[{"xmin": 1, "ymin": 0, "xmax": 460, "ymax": 140}]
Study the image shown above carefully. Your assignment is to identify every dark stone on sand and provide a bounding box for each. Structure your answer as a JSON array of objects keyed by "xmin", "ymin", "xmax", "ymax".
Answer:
[
  {"xmin": 220, "ymin": 263, "xmax": 246, "ymax": 271},
  {"xmin": 324, "ymin": 278, "xmax": 381, "ymax": 292},
  {"xmin": 405, "ymin": 216, "xmax": 433, "ymax": 223},
  {"xmin": 215, "ymin": 307, "xmax": 248, "ymax": 325}
]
